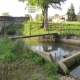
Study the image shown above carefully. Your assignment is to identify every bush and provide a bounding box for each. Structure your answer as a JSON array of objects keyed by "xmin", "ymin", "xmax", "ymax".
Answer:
[
  {"xmin": 22, "ymin": 20, "xmax": 42, "ymax": 35},
  {"xmin": 5, "ymin": 23, "xmax": 23, "ymax": 35},
  {"xmin": 0, "ymin": 36, "xmax": 15, "ymax": 62},
  {"xmin": 0, "ymin": 37, "xmax": 27, "ymax": 62}
]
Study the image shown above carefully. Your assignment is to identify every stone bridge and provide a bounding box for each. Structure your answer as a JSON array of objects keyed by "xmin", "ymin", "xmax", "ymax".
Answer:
[{"xmin": 0, "ymin": 16, "xmax": 30, "ymax": 33}]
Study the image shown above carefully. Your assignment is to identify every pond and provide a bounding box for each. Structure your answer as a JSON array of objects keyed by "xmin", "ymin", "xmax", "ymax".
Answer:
[{"xmin": 24, "ymin": 38, "xmax": 80, "ymax": 78}]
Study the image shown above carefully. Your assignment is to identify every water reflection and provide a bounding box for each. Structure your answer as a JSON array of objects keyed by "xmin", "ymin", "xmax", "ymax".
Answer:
[
  {"xmin": 24, "ymin": 38, "xmax": 80, "ymax": 78},
  {"xmin": 28, "ymin": 41, "xmax": 80, "ymax": 61},
  {"xmin": 70, "ymin": 66, "xmax": 80, "ymax": 78}
]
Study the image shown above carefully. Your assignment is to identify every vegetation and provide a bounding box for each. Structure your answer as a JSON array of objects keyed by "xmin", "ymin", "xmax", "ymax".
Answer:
[
  {"xmin": 66, "ymin": 3, "xmax": 76, "ymax": 21},
  {"xmin": 5, "ymin": 23, "xmax": 24, "ymax": 35},
  {"xmin": 36, "ymin": 14, "xmax": 43, "ymax": 21},
  {"xmin": 4, "ymin": 20, "xmax": 80, "ymax": 36},
  {"xmin": 2, "ymin": 12, "xmax": 10, "ymax": 16},
  {"xmin": 0, "ymin": 36, "xmax": 59, "ymax": 80},
  {"xmin": 18, "ymin": 0, "xmax": 67, "ymax": 30},
  {"xmin": 22, "ymin": 21, "xmax": 80, "ymax": 36},
  {"xmin": 24, "ymin": 14, "xmax": 30, "ymax": 17},
  {"xmin": 77, "ymin": 6, "xmax": 80, "ymax": 21},
  {"xmin": 48, "ymin": 22, "xmax": 80, "ymax": 36}
]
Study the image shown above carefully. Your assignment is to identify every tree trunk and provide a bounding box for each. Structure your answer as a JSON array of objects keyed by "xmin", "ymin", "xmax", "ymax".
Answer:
[
  {"xmin": 40, "ymin": 10, "xmax": 44, "ymax": 28},
  {"xmin": 44, "ymin": 7, "xmax": 48, "ymax": 30},
  {"xmin": 41, "ymin": 7, "xmax": 48, "ymax": 30}
]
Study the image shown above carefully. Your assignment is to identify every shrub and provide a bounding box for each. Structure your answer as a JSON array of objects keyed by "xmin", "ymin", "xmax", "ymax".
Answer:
[
  {"xmin": 0, "ymin": 37, "xmax": 26, "ymax": 62},
  {"xmin": 5, "ymin": 23, "xmax": 23, "ymax": 35},
  {"xmin": 0, "ymin": 36, "xmax": 15, "ymax": 62}
]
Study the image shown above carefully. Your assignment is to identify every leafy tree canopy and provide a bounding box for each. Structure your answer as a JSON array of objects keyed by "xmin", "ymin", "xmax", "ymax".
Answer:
[
  {"xmin": 36, "ymin": 14, "xmax": 43, "ymax": 21},
  {"xmin": 18, "ymin": 0, "xmax": 67, "ymax": 30},
  {"xmin": 2, "ymin": 12, "xmax": 10, "ymax": 16},
  {"xmin": 77, "ymin": 6, "xmax": 80, "ymax": 21},
  {"xmin": 19, "ymin": 0, "xmax": 66, "ymax": 9},
  {"xmin": 24, "ymin": 14, "xmax": 30, "ymax": 17},
  {"xmin": 66, "ymin": 3, "xmax": 76, "ymax": 21}
]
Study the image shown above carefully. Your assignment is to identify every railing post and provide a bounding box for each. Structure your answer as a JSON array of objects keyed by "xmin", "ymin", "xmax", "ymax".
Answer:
[
  {"xmin": 48, "ymin": 23, "xmax": 49, "ymax": 34},
  {"xmin": 3, "ymin": 22, "xmax": 6, "ymax": 36},
  {"xmin": 29, "ymin": 17, "xmax": 31, "ymax": 36},
  {"xmin": 55, "ymin": 53, "xmax": 56, "ymax": 62},
  {"xmin": 60, "ymin": 23, "xmax": 62, "ymax": 35}
]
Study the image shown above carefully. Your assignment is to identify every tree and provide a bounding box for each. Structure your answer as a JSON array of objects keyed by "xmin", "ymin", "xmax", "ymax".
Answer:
[
  {"xmin": 18, "ymin": 0, "xmax": 67, "ymax": 30},
  {"xmin": 77, "ymin": 6, "xmax": 80, "ymax": 22},
  {"xmin": 24, "ymin": 14, "xmax": 30, "ymax": 17},
  {"xmin": 2, "ymin": 12, "xmax": 10, "ymax": 16},
  {"xmin": 53, "ymin": 14, "xmax": 59, "ymax": 18},
  {"xmin": 36, "ymin": 14, "xmax": 43, "ymax": 21},
  {"xmin": 48, "ymin": 16, "xmax": 53, "ymax": 22},
  {"xmin": 66, "ymin": 3, "xmax": 76, "ymax": 21}
]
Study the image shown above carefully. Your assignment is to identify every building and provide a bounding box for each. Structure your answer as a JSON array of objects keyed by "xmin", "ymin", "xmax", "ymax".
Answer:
[{"xmin": 52, "ymin": 15, "xmax": 67, "ymax": 22}]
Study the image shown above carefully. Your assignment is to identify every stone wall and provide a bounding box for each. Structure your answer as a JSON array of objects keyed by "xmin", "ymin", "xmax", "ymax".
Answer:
[
  {"xmin": 0, "ymin": 22, "xmax": 13, "ymax": 34},
  {"xmin": 57, "ymin": 52, "xmax": 80, "ymax": 75},
  {"xmin": 0, "ymin": 16, "xmax": 30, "ymax": 22},
  {"xmin": 59, "ymin": 35, "xmax": 80, "ymax": 45}
]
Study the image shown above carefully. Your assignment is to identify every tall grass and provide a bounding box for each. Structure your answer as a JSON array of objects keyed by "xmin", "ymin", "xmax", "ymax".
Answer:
[
  {"xmin": 0, "ymin": 36, "xmax": 59, "ymax": 80},
  {"xmin": 22, "ymin": 21, "xmax": 80, "ymax": 36},
  {"xmin": 5, "ymin": 21, "xmax": 80, "ymax": 36},
  {"xmin": 48, "ymin": 22, "xmax": 80, "ymax": 36}
]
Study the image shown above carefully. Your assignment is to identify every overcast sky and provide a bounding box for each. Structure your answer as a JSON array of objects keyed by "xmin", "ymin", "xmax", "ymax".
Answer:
[{"xmin": 0, "ymin": 0, "xmax": 80, "ymax": 17}]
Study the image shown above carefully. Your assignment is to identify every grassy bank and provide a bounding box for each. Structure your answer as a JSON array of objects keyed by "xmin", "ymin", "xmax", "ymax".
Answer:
[
  {"xmin": 22, "ymin": 21, "xmax": 80, "ymax": 36},
  {"xmin": 0, "ymin": 36, "xmax": 59, "ymax": 80},
  {"xmin": 4, "ymin": 21, "xmax": 80, "ymax": 36}
]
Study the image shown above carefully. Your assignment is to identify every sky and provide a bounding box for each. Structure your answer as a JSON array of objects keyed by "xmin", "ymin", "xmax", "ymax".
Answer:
[{"xmin": 0, "ymin": 0, "xmax": 80, "ymax": 18}]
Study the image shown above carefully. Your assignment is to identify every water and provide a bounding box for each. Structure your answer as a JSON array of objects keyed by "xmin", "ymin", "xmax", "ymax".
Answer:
[
  {"xmin": 24, "ymin": 38, "xmax": 80, "ymax": 78},
  {"xmin": 70, "ymin": 65, "xmax": 80, "ymax": 78}
]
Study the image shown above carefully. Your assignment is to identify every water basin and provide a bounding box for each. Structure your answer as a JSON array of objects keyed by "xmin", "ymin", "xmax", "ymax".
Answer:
[{"xmin": 24, "ymin": 38, "xmax": 80, "ymax": 78}]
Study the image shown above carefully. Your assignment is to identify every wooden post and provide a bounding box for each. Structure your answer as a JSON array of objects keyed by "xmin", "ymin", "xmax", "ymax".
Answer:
[
  {"xmin": 55, "ymin": 53, "xmax": 56, "ymax": 62},
  {"xmin": 3, "ymin": 22, "xmax": 6, "ymax": 36}
]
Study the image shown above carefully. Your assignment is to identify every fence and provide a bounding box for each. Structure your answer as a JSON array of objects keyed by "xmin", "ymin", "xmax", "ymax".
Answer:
[
  {"xmin": 22, "ymin": 22, "xmax": 80, "ymax": 36},
  {"xmin": 2, "ymin": 22, "xmax": 80, "ymax": 36}
]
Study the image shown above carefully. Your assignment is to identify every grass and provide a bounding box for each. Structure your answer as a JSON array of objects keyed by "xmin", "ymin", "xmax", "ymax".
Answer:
[
  {"xmin": 22, "ymin": 21, "xmax": 80, "ymax": 36},
  {"xmin": 0, "ymin": 36, "xmax": 59, "ymax": 80},
  {"xmin": 4, "ymin": 21, "xmax": 80, "ymax": 36},
  {"xmin": 5, "ymin": 23, "xmax": 23, "ymax": 35}
]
